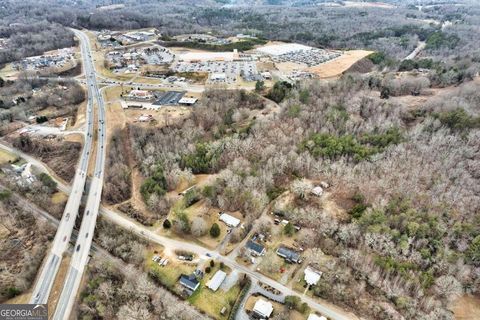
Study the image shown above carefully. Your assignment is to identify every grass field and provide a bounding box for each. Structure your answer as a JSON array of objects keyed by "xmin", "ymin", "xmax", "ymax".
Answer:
[
  {"xmin": 146, "ymin": 251, "xmax": 195, "ymax": 290},
  {"xmin": 188, "ymin": 264, "xmax": 239, "ymax": 319},
  {"xmin": 0, "ymin": 149, "xmax": 18, "ymax": 165}
]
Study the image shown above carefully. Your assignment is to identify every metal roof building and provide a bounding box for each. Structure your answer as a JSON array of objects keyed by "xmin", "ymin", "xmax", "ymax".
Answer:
[
  {"xmin": 276, "ymin": 246, "xmax": 302, "ymax": 263},
  {"xmin": 253, "ymin": 299, "xmax": 273, "ymax": 318},
  {"xmin": 246, "ymin": 240, "xmax": 266, "ymax": 256},
  {"xmin": 179, "ymin": 274, "xmax": 200, "ymax": 292},
  {"xmin": 206, "ymin": 270, "xmax": 227, "ymax": 292},
  {"xmin": 219, "ymin": 213, "xmax": 240, "ymax": 228},
  {"xmin": 304, "ymin": 266, "xmax": 322, "ymax": 286}
]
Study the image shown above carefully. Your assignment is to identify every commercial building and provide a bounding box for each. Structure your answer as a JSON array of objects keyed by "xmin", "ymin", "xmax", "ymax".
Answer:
[
  {"xmin": 206, "ymin": 270, "xmax": 227, "ymax": 292},
  {"xmin": 178, "ymin": 97, "xmax": 198, "ymax": 106}
]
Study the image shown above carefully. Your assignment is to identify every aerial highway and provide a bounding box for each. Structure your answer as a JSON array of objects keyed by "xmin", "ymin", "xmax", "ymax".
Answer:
[
  {"xmin": 28, "ymin": 33, "xmax": 96, "ymax": 305},
  {"xmin": 16, "ymin": 29, "xmax": 356, "ymax": 320},
  {"xmin": 53, "ymin": 29, "xmax": 107, "ymax": 320}
]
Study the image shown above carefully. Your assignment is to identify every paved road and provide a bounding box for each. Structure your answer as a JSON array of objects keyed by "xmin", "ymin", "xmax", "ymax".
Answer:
[
  {"xmin": 1, "ymin": 142, "xmax": 356, "ymax": 320},
  {"xmin": 53, "ymin": 28, "xmax": 107, "ymax": 320},
  {"xmin": 100, "ymin": 207, "xmax": 357, "ymax": 320},
  {"xmin": 28, "ymin": 33, "xmax": 96, "ymax": 305}
]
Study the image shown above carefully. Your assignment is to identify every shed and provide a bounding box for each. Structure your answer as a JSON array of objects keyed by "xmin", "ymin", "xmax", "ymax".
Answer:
[
  {"xmin": 311, "ymin": 186, "xmax": 323, "ymax": 197},
  {"xmin": 206, "ymin": 270, "xmax": 227, "ymax": 291}
]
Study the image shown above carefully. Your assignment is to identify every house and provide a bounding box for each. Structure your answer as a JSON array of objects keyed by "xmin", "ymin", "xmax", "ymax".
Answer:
[
  {"xmin": 219, "ymin": 213, "xmax": 240, "ymax": 228},
  {"xmin": 206, "ymin": 270, "xmax": 227, "ymax": 292},
  {"xmin": 276, "ymin": 246, "xmax": 302, "ymax": 264},
  {"xmin": 246, "ymin": 240, "xmax": 266, "ymax": 256},
  {"xmin": 304, "ymin": 266, "xmax": 322, "ymax": 286},
  {"xmin": 307, "ymin": 314, "xmax": 327, "ymax": 320},
  {"xmin": 179, "ymin": 274, "xmax": 200, "ymax": 292},
  {"xmin": 311, "ymin": 186, "xmax": 323, "ymax": 197},
  {"xmin": 252, "ymin": 298, "xmax": 273, "ymax": 319}
]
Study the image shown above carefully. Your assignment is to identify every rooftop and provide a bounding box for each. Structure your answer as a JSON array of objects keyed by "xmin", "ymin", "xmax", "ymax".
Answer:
[
  {"xmin": 253, "ymin": 298, "xmax": 274, "ymax": 318},
  {"xmin": 206, "ymin": 270, "xmax": 227, "ymax": 291},
  {"xmin": 246, "ymin": 240, "xmax": 265, "ymax": 255}
]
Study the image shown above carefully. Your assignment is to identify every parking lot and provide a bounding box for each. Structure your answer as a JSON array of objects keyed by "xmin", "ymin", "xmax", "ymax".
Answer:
[
  {"xmin": 152, "ymin": 91, "xmax": 186, "ymax": 106},
  {"xmin": 271, "ymin": 48, "xmax": 341, "ymax": 67},
  {"xmin": 171, "ymin": 60, "xmax": 259, "ymax": 83}
]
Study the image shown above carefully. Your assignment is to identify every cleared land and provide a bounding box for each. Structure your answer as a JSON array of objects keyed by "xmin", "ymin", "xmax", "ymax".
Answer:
[{"xmin": 307, "ymin": 50, "xmax": 373, "ymax": 78}]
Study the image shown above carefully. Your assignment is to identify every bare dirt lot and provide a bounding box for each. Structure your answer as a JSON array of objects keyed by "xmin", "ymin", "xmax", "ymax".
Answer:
[
  {"xmin": 451, "ymin": 295, "xmax": 480, "ymax": 320},
  {"xmin": 308, "ymin": 50, "xmax": 374, "ymax": 78}
]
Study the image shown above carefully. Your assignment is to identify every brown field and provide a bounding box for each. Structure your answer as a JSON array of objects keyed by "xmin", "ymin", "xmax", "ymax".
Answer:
[
  {"xmin": 308, "ymin": 50, "xmax": 374, "ymax": 79},
  {"xmin": 451, "ymin": 295, "xmax": 480, "ymax": 320}
]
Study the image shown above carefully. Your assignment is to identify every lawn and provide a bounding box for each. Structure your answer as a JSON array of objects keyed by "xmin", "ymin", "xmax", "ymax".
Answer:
[
  {"xmin": 0, "ymin": 149, "xmax": 18, "ymax": 165},
  {"xmin": 188, "ymin": 264, "xmax": 239, "ymax": 319},
  {"xmin": 51, "ymin": 192, "xmax": 68, "ymax": 205},
  {"xmin": 146, "ymin": 251, "xmax": 195, "ymax": 290}
]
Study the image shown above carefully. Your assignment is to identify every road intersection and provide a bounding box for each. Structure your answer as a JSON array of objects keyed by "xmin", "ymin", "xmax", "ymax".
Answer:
[{"xmin": 6, "ymin": 29, "xmax": 358, "ymax": 320}]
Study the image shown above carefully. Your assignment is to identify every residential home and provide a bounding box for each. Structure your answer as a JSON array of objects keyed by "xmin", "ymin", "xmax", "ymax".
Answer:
[
  {"xmin": 179, "ymin": 274, "xmax": 200, "ymax": 292},
  {"xmin": 276, "ymin": 246, "xmax": 302, "ymax": 264},
  {"xmin": 252, "ymin": 298, "xmax": 273, "ymax": 319},
  {"xmin": 246, "ymin": 240, "xmax": 266, "ymax": 256}
]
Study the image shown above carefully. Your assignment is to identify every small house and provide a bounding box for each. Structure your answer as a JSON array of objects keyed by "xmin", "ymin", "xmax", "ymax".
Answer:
[
  {"xmin": 276, "ymin": 246, "xmax": 302, "ymax": 264},
  {"xmin": 252, "ymin": 299, "xmax": 273, "ymax": 319},
  {"xmin": 219, "ymin": 213, "xmax": 240, "ymax": 228},
  {"xmin": 179, "ymin": 274, "xmax": 200, "ymax": 292},
  {"xmin": 246, "ymin": 240, "xmax": 266, "ymax": 256},
  {"xmin": 304, "ymin": 266, "xmax": 322, "ymax": 286},
  {"xmin": 206, "ymin": 270, "xmax": 227, "ymax": 292}
]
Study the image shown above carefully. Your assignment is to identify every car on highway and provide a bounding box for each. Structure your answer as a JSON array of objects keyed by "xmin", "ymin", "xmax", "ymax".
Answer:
[{"xmin": 76, "ymin": 244, "xmax": 81, "ymax": 252}]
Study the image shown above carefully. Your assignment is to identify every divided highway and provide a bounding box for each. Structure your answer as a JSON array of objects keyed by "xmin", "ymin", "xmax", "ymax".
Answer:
[
  {"xmin": 53, "ymin": 29, "xmax": 107, "ymax": 320},
  {"xmin": 29, "ymin": 32, "xmax": 96, "ymax": 305}
]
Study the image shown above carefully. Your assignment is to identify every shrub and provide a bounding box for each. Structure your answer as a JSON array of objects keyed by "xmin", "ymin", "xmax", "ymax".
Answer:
[
  {"xmin": 210, "ymin": 223, "xmax": 221, "ymax": 238},
  {"xmin": 163, "ymin": 219, "xmax": 171, "ymax": 229}
]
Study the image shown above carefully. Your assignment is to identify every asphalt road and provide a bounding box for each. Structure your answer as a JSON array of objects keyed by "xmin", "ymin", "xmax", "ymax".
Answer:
[
  {"xmin": 52, "ymin": 29, "xmax": 107, "ymax": 320},
  {"xmin": 28, "ymin": 30, "xmax": 96, "ymax": 305}
]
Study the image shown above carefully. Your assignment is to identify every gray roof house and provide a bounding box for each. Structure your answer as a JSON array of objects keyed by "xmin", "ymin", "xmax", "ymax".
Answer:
[
  {"xmin": 179, "ymin": 273, "xmax": 200, "ymax": 292},
  {"xmin": 276, "ymin": 246, "xmax": 302, "ymax": 264},
  {"xmin": 246, "ymin": 240, "xmax": 266, "ymax": 256}
]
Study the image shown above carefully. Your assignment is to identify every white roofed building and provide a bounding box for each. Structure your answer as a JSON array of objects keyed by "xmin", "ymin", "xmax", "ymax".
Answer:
[
  {"xmin": 252, "ymin": 298, "xmax": 273, "ymax": 318},
  {"xmin": 304, "ymin": 266, "xmax": 322, "ymax": 286},
  {"xmin": 219, "ymin": 213, "xmax": 240, "ymax": 228},
  {"xmin": 307, "ymin": 314, "xmax": 327, "ymax": 320},
  {"xmin": 178, "ymin": 97, "xmax": 198, "ymax": 105},
  {"xmin": 206, "ymin": 270, "xmax": 227, "ymax": 291}
]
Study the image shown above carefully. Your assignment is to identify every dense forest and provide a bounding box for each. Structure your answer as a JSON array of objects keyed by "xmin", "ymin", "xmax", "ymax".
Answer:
[{"xmin": 123, "ymin": 73, "xmax": 480, "ymax": 318}]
